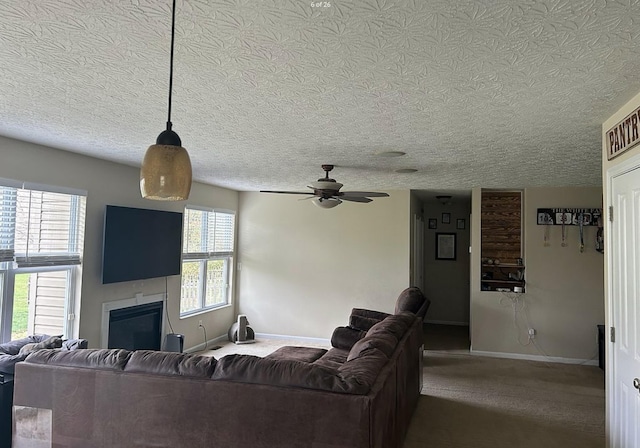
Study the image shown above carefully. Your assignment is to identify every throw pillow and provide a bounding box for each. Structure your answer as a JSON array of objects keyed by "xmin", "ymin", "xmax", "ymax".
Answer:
[
  {"xmin": 330, "ymin": 326, "xmax": 366, "ymax": 350},
  {"xmin": 348, "ymin": 314, "xmax": 381, "ymax": 332}
]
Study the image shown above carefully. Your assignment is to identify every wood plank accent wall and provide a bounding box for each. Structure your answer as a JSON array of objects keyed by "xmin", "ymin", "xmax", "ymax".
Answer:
[{"xmin": 481, "ymin": 191, "xmax": 522, "ymax": 264}]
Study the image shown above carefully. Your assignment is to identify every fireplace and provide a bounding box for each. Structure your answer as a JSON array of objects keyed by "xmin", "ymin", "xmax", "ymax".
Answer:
[{"xmin": 101, "ymin": 293, "xmax": 166, "ymax": 350}]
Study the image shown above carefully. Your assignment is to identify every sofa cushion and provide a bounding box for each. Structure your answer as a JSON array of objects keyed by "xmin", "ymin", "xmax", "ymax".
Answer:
[
  {"xmin": 347, "ymin": 333, "xmax": 397, "ymax": 361},
  {"xmin": 0, "ymin": 335, "xmax": 57, "ymax": 374},
  {"xmin": 338, "ymin": 348, "xmax": 389, "ymax": 386},
  {"xmin": 265, "ymin": 346, "xmax": 327, "ymax": 363},
  {"xmin": 124, "ymin": 350, "xmax": 218, "ymax": 378},
  {"xmin": 25, "ymin": 348, "xmax": 132, "ymax": 371},
  {"xmin": 213, "ymin": 354, "xmax": 374, "ymax": 394},
  {"xmin": 395, "ymin": 287, "xmax": 428, "ymax": 316},
  {"xmin": 330, "ymin": 326, "xmax": 366, "ymax": 350},
  {"xmin": 313, "ymin": 347, "xmax": 348, "ymax": 369},
  {"xmin": 0, "ymin": 353, "xmax": 28, "ymax": 374}
]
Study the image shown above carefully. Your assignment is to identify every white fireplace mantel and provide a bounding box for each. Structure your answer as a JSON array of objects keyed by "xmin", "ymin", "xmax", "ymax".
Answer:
[{"xmin": 101, "ymin": 293, "xmax": 166, "ymax": 349}]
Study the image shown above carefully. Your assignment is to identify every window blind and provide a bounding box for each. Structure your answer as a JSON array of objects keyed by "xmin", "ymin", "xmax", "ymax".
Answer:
[
  {"xmin": 0, "ymin": 186, "xmax": 16, "ymax": 264},
  {"xmin": 0, "ymin": 183, "xmax": 86, "ymax": 268},
  {"xmin": 183, "ymin": 208, "xmax": 235, "ymax": 260}
]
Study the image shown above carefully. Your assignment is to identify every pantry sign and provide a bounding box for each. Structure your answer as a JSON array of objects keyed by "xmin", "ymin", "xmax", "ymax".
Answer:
[{"xmin": 607, "ymin": 105, "xmax": 640, "ymax": 160}]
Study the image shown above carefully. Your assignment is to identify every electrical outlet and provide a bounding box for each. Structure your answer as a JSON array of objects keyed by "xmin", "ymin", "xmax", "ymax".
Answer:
[
  {"xmin": 528, "ymin": 328, "xmax": 536, "ymax": 338},
  {"xmin": 198, "ymin": 319, "xmax": 203, "ymax": 327}
]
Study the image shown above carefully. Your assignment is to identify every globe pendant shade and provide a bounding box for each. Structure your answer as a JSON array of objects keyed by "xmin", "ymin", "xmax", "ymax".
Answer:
[
  {"xmin": 140, "ymin": 144, "xmax": 192, "ymax": 200},
  {"xmin": 312, "ymin": 197, "xmax": 341, "ymax": 208}
]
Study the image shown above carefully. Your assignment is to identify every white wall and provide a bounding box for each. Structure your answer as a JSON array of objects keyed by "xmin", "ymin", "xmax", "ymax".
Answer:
[
  {"xmin": 0, "ymin": 136, "xmax": 238, "ymax": 349},
  {"xmin": 236, "ymin": 191, "xmax": 411, "ymax": 339},
  {"xmin": 470, "ymin": 187, "xmax": 604, "ymax": 362}
]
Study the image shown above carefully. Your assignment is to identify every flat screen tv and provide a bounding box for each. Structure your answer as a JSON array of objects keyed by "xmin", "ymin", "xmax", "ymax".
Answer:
[{"xmin": 102, "ymin": 205, "xmax": 183, "ymax": 284}]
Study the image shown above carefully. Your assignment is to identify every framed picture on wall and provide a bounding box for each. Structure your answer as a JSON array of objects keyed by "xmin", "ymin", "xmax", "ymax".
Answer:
[
  {"xmin": 456, "ymin": 218, "xmax": 465, "ymax": 229},
  {"xmin": 436, "ymin": 233, "xmax": 456, "ymax": 260},
  {"xmin": 442, "ymin": 212, "xmax": 451, "ymax": 224},
  {"xmin": 428, "ymin": 218, "xmax": 437, "ymax": 229}
]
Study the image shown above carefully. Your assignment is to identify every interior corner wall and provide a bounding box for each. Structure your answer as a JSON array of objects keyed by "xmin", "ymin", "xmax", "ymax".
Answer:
[
  {"xmin": 236, "ymin": 191, "xmax": 411, "ymax": 339},
  {"xmin": 0, "ymin": 136, "xmax": 238, "ymax": 349},
  {"xmin": 423, "ymin": 199, "xmax": 471, "ymax": 325},
  {"xmin": 470, "ymin": 187, "xmax": 604, "ymax": 361}
]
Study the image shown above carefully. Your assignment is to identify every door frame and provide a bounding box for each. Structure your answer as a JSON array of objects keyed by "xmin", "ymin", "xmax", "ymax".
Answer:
[{"xmin": 605, "ymin": 150, "xmax": 640, "ymax": 447}]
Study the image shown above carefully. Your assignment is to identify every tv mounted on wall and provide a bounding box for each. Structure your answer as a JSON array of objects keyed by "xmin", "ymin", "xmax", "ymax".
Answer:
[{"xmin": 102, "ymin": 205, "xmax": 183, "ymax": 284}]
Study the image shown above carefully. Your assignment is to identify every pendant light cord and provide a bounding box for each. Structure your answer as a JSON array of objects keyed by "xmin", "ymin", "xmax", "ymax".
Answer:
[{"xmin": 166, "ymin": 0, "xmax": 177, "ymax": 131}]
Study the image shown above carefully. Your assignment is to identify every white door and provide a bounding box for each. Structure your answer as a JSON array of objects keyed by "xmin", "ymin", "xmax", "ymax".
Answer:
[{"xmin": 609, "ymin": 165, "xmax": 640, "ymax": 448}]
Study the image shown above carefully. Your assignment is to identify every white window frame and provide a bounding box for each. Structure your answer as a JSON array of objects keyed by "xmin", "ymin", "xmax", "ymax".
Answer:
[
  {"xmin": 0, "ymin": 178, "xmax": 86, "ymax": 343},
  {"xmin": 180, "ymin": 206, "xmax": 235, "ymax": 317}
]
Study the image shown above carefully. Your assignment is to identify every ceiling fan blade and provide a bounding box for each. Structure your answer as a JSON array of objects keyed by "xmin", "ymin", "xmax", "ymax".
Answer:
[
  {"xmin": 341, "ymin": 196, "xmax": 373, "ymax": 203},
  {"xmin": 341, "ymin": 191, "xmax": 389, "ymax": 198},
  {"xmin": 260, "ymin": 190, "xmax": 314, "ymax": 195}
]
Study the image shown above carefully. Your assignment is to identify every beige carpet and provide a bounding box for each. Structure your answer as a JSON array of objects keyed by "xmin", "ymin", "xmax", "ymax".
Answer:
[
  {"xmin": 409, "ymin": 328, "xmax": 605, "ymax": 448},
  {"xmin": 200, "ymin": 332, "xmax": 605, "ymax": 448}
]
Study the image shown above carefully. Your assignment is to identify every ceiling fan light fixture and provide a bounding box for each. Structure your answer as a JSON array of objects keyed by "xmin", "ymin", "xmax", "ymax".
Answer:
[
  {"xmin": 140, "ymin": 0, "xmax": 192, "ymax": 201},
  {"xmin": 436, "ymin": 195, "xmax": 453, "ymax": 205},
  {"xmin": 312, "ymin": 197, "xmax": 341, "ymax": 209}
]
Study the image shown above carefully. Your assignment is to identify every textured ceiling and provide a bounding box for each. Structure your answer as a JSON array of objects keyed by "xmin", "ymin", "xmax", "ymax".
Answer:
[{"xmin": 1, "ymin": 0, "xmax": 640, "ymax": 193}]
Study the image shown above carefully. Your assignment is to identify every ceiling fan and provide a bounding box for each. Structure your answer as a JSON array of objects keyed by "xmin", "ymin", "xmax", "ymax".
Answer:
[{"xmin": 260, "ymin": 165, "xmax": 389, "ymax": 208}]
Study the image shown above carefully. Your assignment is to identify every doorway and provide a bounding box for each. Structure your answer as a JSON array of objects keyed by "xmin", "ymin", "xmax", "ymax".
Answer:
[{"xmin": 607, "ymin": 155, "xmax": 640, "ymax": 447}]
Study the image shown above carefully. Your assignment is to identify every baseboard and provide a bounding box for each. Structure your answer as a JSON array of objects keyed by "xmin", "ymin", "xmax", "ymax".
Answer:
[
  {"xmin": 255, "ymin": 333, "xmax": 331, "ymax": 345},
  {"xmin": 184, "ymin": 334, "xmax": 228, "ymax": 353},
  {"xmin": 425, "ymin": 319, "xmax": 469, "ymax": 326},
  {"xmin": 470, "ymin": 349, "xmax": 599, "ymax": 366}
]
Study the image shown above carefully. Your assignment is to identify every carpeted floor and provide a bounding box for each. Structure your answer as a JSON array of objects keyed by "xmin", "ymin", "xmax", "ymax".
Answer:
[
  {"xmin": 200, "ymin": 325, "xmax": 605, "ymax": 448},
  {"xmin": 409, "ymin": 324, "xmax": 606, "ymax": 448}
]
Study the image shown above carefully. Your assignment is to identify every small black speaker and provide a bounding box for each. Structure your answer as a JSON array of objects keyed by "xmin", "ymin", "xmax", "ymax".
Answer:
[{"xmin": 165, "ymin": 333, "xmax": 184, "ymax": 353}]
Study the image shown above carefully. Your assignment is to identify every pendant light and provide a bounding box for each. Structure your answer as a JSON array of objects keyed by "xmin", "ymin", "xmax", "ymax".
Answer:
[{"xmin": 140, "ymin": 0, "xmax": 192, "ymax": 201}]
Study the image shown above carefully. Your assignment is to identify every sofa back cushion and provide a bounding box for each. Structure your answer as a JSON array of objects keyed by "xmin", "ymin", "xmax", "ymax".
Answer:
[
  {"xmin": 347, "ymin": 333, "xmax": 397, "ymax": 361},
  {"xmin": 125, "ymin": 350, "xmax": 218, "ymax": 378},
  {"xmin": 213, "ymin": 353, "xmax": 380, "ymax": 395},
  {"xmin": 338, "ymin": 348, "xmax": 388, "ymax": 385},
  {"xmin": 365, "ymin": 312, "xmax": 414, "ymax": 341},
  {"xmin": 25, "ymin": 348, "xmax": 132, "ymax": 371},
  {"xmin": 395, "ymin": 287, "xmax": 430, "ymax": 318}
]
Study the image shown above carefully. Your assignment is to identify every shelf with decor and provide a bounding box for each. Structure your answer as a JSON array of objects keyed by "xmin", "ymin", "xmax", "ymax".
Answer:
[
  {"xmin": 480, "ymin": 190, "xmax": 525, "ymax": 292},
  {"xmin": 481, "ymin": 265, "xmax": 525, "ymax": 291}
]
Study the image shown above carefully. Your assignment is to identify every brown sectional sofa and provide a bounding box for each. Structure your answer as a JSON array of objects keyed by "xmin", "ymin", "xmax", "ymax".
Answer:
[{"xmin": 12, "ymin": 287, "xmax": 429, "ymax": 448}]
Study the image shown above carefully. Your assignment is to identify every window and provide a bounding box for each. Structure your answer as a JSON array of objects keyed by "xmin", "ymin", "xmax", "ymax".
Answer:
[
  {"xmin": 180, "ymin": 207, "xmax": 235, "ymax": 316},
  {"xmin": 0, "ymin": 180, "xmax": 86, "ymax": 343}
]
